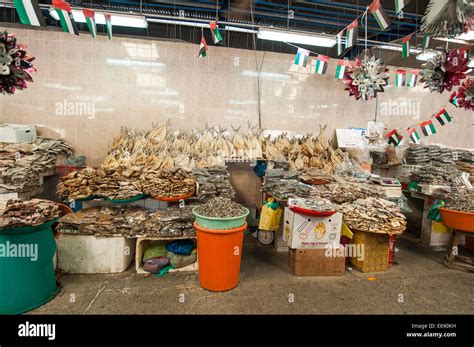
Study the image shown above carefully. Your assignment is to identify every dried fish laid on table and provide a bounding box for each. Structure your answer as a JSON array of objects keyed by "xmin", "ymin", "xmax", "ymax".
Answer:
[
  {"xmin": 194, "ymin": 197, "xmax": 247, "ymax": 218},
  {"xmin": 410, "ymin": 163, "xmax": 469, "ymax": 187},
  {"xmin": 142, "ymin": 206, "xmax": 195, "ymax": 238},
  {"xmin": 0, "ymin": 199, "xmax": 60, "ymax": 229},
  {"xmin": 324, "ymin": 181, "xmax": 385, "ymax": 204},
  {"xmin": 142, "ymin": 167, "xmax": 195, "ymax": 198},
  {"xmin": 298, "ymin": 167, "xmax": 334, "ymax": 183},
  {"xmin": 192, "ymin": 166, "xmax": 235, "ymax": 201},
  {"xmin": 444, "ymin": 191, "xmax": 474, "ymax": 213},
  {"xmin": 339, "ymin": 197, "xmax": 407, "ymax": 235},
  {"xmin": 288, "ymin": 197, "xmax": 335, "ymax": 212}
]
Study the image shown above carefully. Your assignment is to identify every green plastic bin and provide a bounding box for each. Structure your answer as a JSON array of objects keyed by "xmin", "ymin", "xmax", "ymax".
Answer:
[
  {"xmin": 0, "ymin": 220, "xmax": 59, "ymax": 314},
  {"xmin": 192, "ymin": 207, "xmax": 249, "ymax": 230}
]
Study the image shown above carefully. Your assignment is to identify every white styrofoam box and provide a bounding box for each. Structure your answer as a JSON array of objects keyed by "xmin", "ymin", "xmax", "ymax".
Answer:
[
  {"xmin": 0, "ymin": 123, "xmax": 36, "ymax": 143},
  {"xmin": 283, "ymin": 208, "xmax": 343, "ymax": 249},
  {"xmin": 57, "ymin": 234, "xmax": 136, "ymax": 274}
]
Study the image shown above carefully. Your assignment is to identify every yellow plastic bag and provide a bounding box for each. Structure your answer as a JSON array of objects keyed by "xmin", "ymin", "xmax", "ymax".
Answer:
[{"xmin": 259, "ymin": 198, "xmax": 282, "ymax": 231}]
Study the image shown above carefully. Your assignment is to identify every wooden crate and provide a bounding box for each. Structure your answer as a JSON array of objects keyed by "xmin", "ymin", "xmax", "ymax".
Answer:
[
  {"xmin": 135, "ymin": 236, "xmax": 198, "ymax": 274},
  {"xmin": 350, "ymin": 230, "xmax": 389, "ymax": 273}
]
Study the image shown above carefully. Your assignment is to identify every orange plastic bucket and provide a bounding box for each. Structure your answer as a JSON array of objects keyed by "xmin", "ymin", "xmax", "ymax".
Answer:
[
  {"xmin": 194, "ymin": 222, "xmax": 247, "ymax": 292},
  {"xmin": 439, "ymin": 208, "xmax": 474, "ymax": 233}
]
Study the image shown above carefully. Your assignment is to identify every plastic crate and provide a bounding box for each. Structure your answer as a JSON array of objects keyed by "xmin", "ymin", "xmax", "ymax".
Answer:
[{"xmin": 350, "ymin": 230, "xmax": 389, "ymax": 273}]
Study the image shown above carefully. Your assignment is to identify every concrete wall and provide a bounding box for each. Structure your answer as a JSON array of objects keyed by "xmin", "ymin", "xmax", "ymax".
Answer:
[{"xmin": 0, "ymin": 25, "xmax": 473, "ymax": 166}]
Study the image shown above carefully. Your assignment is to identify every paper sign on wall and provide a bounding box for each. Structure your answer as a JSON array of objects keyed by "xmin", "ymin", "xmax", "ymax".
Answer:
[{"xmin": 336, "ymin": 128, "xmax": 363, "ymax": 148}]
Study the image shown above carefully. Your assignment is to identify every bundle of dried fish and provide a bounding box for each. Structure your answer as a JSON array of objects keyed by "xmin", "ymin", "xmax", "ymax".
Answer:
[
  {"xmin": 142, "ymin": 206, "xmax": 195, "ymax": 238},
  {"xmin": 298, "ymin": 167, "xmax": 333, "ymax": 183},
  {"xmin": 0, "ymin": 199, "xmax": 60, "ymax": 229},
  {"xmin": 57, "ymin": 205, "xmax": 148, "ymax": 237},
  {"xmin": 339, "ymin": 198, "xmax": 407, "ymax": 235},
  {"xmin": 194, "ymin": 197, "xmax": 247, "ymax": 218},
  {"xmin": 0, "ymin": 137, "xmax": 72, "ymax": 192},
  {"xmin": 142, "ymin": 168, "xmax": 195, "ymax": 198},
  {"xmin": 323, "ymin": 181, "xmax": 385, "ymax": 204},
  {"xmin": 192, "ymin": 166, "xmax": 235, "ymax": 201},
  {"xmin": 410, "ymin": 163, "xmax": 468, "ymax": 187},
  {"xmin": 288, "ymin": 197, "xmax": 335, "ymax": 212}
]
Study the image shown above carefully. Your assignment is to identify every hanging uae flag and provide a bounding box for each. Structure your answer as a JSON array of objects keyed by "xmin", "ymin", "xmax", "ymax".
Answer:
[
  {"xmin": 395, "ymin": 70, "xmax": 406, "ymax": 87},
  {"xmin": 408, "ymin": 128, "xmax": 420, "ymax": 144},
  {"xmin": 210, "ymin": 22, "xmax": 222, "ymax": 44},
  {"xmin": 105, "ymin": 14, "xmax": 112, "ymax": 40},
  {"xmin": 420, "ymin": 120, "xmax": 436, "ymax": 136},
  {"xmin": 335, "ymin": 60, "xmax": 348, "ymax": 79},
  {"xmin": 369, "ymin": 0, "xmax": 392, "ymax": 31},
  {"xmin": 395, "ymin": 0, "xmax": 409, "ymax": 14},
  {"xmin": 198, "ymin": 35, "xmax": 208, "ymax": 58},
  {"xmin": 407, "ymin": 70, "xmax": 419, "ymax": 87},
  {"xmin": 449, "ymin": 93, "xmax": 459, "ymax": 107},
  {"xmin": 345, "ymin": 19, "xmax": 358, "ymax": 49},
  {"xmin": 83, "ymin": 9, "xmax": 96, "ymax": 38},
  {"xmin": 421, "ymin": 33, "xmax": 430, "ymax": 51},
  {"xmin": 314, "ymin": 55, "xmax": 329, "ymax": 75},
  {"xmin": 53, "ymin": 0, "xmax": 78, "ymax": 35},
  {"xmin": 294, "ymin": 48, "xmax": 310, "ymax": 68},
  {"xmin": 434, "ymin": 108, "xmax": 452, "ymax": 126},
  {"xmin": 13, "ymin": 0, "xmax": 46, "ymax": 27},
  {"xmin": 386, "ymin": 129, "xmax": 403, "ymax": 146},
  {"xmin": 336, "ymin": 32, "xmax": 343, "ymax": 56},
  {"xmin": 401, "ymin": 34, "xmax": 412, "ymax": 59}
]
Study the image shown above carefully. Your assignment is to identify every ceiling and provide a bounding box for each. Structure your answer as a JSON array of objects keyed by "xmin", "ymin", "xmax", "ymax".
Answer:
[{"xmin": 1, "ymin": 0, "xmax": 472, "ymax": 66}]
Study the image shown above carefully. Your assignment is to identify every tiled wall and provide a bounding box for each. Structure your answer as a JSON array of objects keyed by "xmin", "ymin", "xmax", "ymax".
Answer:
[{"xmin": 0, "ymin": 25, "xmax": 472, "ymax": 165}]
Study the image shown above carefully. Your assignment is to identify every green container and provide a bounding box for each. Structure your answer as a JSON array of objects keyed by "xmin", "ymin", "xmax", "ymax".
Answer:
[
  {"xmin": 192, "ymin": 207, "xmax": 249, "ymax": 230},
  {"xmin": 105, "ymin": 194, "xmax": 147, "ymax": 203},
  {"xmin": 0, "ymin": 220, "xmax": 58, "ymax": 314}
]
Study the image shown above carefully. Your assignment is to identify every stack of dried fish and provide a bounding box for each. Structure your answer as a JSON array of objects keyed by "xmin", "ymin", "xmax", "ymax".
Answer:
[
  {"xmin": 323, "ymin": 181, "xmax": 385, "ymax": 204},
  {"xmin": 192, "ymin": 166, "xmax": 235, "ymax": 201},
  {"xmin": 0, "ymin": 199, "xmax": 60, "ymax": 229},
  {"xmin": 57, "ymin": 205, "xmax": 148, "ymax": 237},
  {"xmin": 410, "ymin": 163, "xmax": 468, "ymax": 187},
  {"xmin": 445, "ymin": 191, "xmax": 474, "ymax": 213},
  {"xmin": 453, "ymin": 149, "xmax": 474, "ymax": 183},
  {"xmin": 339, "ymin": 198, "xmax": 407, "ymax": 235},
  {"xmin": 263, "ymin": 169, "xmax": 303, "ymax": 199},
  {"xmin": 288, "ymin": 197, "xmax": 335, "ymax": 212},
  {"xmin": 194, "ymin": 197, "xmax": 247, "ymax": 218},
  {"xmin": 0, "ymin": 137, "xmax": 72, "ymax": 192},
  {"xmin": 141, "ymin": 168, "xmax": 195, "ymax": 198},
  {"xmin": 404, "ymin": 145, "xmax": 431, "ymax": 165},
  {"xmin": 142, "ymin": 206, "xmax": 195, "ymax": 238},
  {"xmin": 298, "ymin": 167, "xmax": 334, "ymax": 183}
]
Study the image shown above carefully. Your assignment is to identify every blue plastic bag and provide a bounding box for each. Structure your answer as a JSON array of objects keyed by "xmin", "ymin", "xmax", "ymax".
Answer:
[{"xmin": 165, "ymin": 239, "xmax": 194, "ymax": 256}]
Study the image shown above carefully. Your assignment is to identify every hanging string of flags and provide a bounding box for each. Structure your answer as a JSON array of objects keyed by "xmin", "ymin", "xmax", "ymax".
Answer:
[{"xmin": 386, "ymin": 108, "xmax": 454, "ymax": 146}]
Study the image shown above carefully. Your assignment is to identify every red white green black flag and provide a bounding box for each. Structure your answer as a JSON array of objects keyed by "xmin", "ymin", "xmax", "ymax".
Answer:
[
  {"xmin": 395, "ymin": 69, "xmax": 406, "ymax": 87},
  {"xmin": 314, "ymin": 55, "xmax": 329, "ymax": 75},
  {"xmin": 105, "ymin": 14, "xmax": 112, "ymax": 40},
  {"xmin": 198, "ymin": 35, "xmax": 208, "ymax": 58},
  {"xmin": 449, "ymin": 93, "xmax": 459, "ymax": 107},
  {"xmin": 345, "ymin": 19, "xmax": 358, "ymax": 49},
  {"xmin": 335, "ymin": 60, "xmax": 348, "ymax": 79},
  {"xmin": 407, "ymin": 70, "xmax": 419, "ymax": 87},
  {"xmin": 53, "ymin": 0, "xmax": 78, "ymax": 35},
  {"xmin": 294, "ymin": 48, "xmax": 310, "ymax": 68},
  {"xmin": 434, "ymin": 108, "xmax": 452, "ymax": 126},
  {"xmin": 210, "ymin": 22, "xmax": 222, "ymax": 44},
  {"xmin": 395, "ymin": 0, "xmax": 409, "ymax": 14},
  {"xmin": 401, "ymin": 34, "xmax": 412, "ymax": 59},
  {"xmin": 422, "ymin": 33, "xmax": 430, "ymax": 51},
  {"xmin": 408, "ymin": 127, "xmax": 420, "ymax": 144},
  {"xmin": 386, "ymin": 129, "xmax": 403, "ymax": 146},
  {"xmin": 369, "ymin": 0, "xmax": 392, "ymax": 31},
  {"xmin": 13, "ymin": 0, "xmax": 46, "ymax": 27},
  {"xmin": 83, "ymin": 9, "xmax": 96, "ymax": 38},
  {"xmin": 420, "ymin": 120, "xmax": 436, "ymax": 136}
]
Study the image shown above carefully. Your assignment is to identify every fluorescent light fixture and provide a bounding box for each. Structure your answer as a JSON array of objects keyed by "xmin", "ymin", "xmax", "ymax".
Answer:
[
  {"xmin": 106, "ymin": 58, "xmax": 165, "ymax": 68},
  {"xmin": 455, "ymin": 30, "xmax": 474, "ymax": 41},
  {"xmin": 257, "ymin": 29, "xmax": 336, "ymax": 47},
  {"xmin": 379, "ymin": 45, "xmax": 422, "ymax": 54},
  {"xmin": 224, "ymin": 25, "xmax": 257, "ymax": 34},
  {"xmin": 416, "ymin": 51, "xmax": 438, "ymax": 61},
  {"xmin": 146, "ymin": 18, "xmax": 209, "ymax": 28},
  {"xmin": 49, "ymin": 9, "xmax": 147, "ymax": 28}
]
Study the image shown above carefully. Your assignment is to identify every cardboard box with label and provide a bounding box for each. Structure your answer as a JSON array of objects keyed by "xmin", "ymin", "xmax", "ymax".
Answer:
[
  {"xmin": 283, "ymin": 208, "xmax": 342, "ymax": 249},
  {"xmin": 289, "ymin": 247, "xmax": 345, "ymax": 276}
]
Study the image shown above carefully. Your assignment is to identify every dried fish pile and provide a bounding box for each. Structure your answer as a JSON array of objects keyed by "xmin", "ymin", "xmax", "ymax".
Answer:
[
  {"xmin": 263, "ymin": 169, "xmax": 306, "ymax": 199},
  {"xmin": 0, "ymin": 137, "xmax": 72, "ymax": 192},
  {"xmin": 323, "ymin": 181, "xmax": 385, "ymax": 204},
  {"xmin": 456, "ymin": 162, "xmax": 474, "ymax": 183},
  {"xmin": 299, "ymin": 167, "xmax": 333, "ymax": 183},
  {"xmin": 142, "ymin": 206, "xmax": 195, "ymax": 238},
  {"xmin": 192, "ymin": 166, "xmax": 235, "ymax": 201},
  {"xmin": 288, "ymin": 197, "xmax": 335, "ymax": 212},
  {"xmin": 0, "ymin": 199, "xmax": 60, "ymax": 229},
  {"xmin": 445, "ymin": 191, "xmax": 474, "ymax": 213},
  {"xmin": 194, "ymin": 197, "xmax": 247, "ymax": 218},
  {"xmin": 410, "ymin": 163, "xmax": 468, "ymax": 187},
  {"xmin": 141, "ymin": 168, "xmax": 195, "ymax": 198},
  {"xmin": 339, "ymin": 198, "xmax": 407, "ymax": 235},
  {"xmin": 57, "ymin": 206, "xmax": 148, "ymax": 237}
]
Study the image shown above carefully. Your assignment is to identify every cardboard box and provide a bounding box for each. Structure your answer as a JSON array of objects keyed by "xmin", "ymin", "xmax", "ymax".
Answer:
[
  {"xmin": 0, "ymin": 123, "xmax": 36, "ymax": 143},
  {"xmin": 288, "ymin": 247, "xmax": 345, "ymax": 276},
  {"xmin": 283, "ymin": 208, "xmax": 342, "ymax": 249}
]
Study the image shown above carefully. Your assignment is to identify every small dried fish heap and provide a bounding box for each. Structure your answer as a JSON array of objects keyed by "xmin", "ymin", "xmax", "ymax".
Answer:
[
  {"xmin": 263, "ymin": 169, "xmax": 308, "ymax": 199},
  {"xmin": 323, "ymin": 180, "xmax": 385, "ymax": 204},
  {"xmin": 0, "ymin": 137, "xmax": 72, "ymax": 192},
  {"xmin": 0, "ymin": 199, "xmax": 60, "ymax": 229},
  {"xmin": 288, "ymin": 197, "xmax": 335, "ymax": 212},
  {"xmin": 453, "ymin": 149, "xmax": 474, "ymax": 184},
  {"xmin": 192, "ymin": 166, "xmax": 235, "ymax": 201},
  {"xmin": 410, "ymin": 163, "xmax": 468, "ymax": 187},
  {"xmin": 339, "ymin": 197, "xmax": 407, "ymax": 235},
  {"xmin": 298, "ymin": 167, "xmax": 334, "ymax": 183},
  {"xmin": 142, "ymin": 167, "xmax": 195, "ymax": 198},
  {"xmin": 57, "ymin": 205, "xmax": 148, "ymax": 237},
  {"xmin": 444, "ymin": 191, "xmax": 474, "ymax": 213},
  {"xmin": 142, "ymin": 206, "xmax": 195, "ymax": 238},
  {"xmin": 194, "ymin": 197, "xmax": 247, "ymax": 218}
]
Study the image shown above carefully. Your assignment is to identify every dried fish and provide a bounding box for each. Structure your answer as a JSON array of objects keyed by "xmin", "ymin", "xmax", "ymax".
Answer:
[
  {"xmin": 142, "ymin": 168, "xmax": 195, "ymax": 198},
  {"xmin": 288, "ymin": 197, "xmax": 335, "ymax": 212},
  {"xmin": 194, "ymin": 197, "xmax": 246, "ymax": 218},
  {"xmin": 0, "ymin": 199, "xmax": 60, "ymax": 229},
  {"xmin": 192, "ymin": 166, "xmax": 235, "ymax": 200}
]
